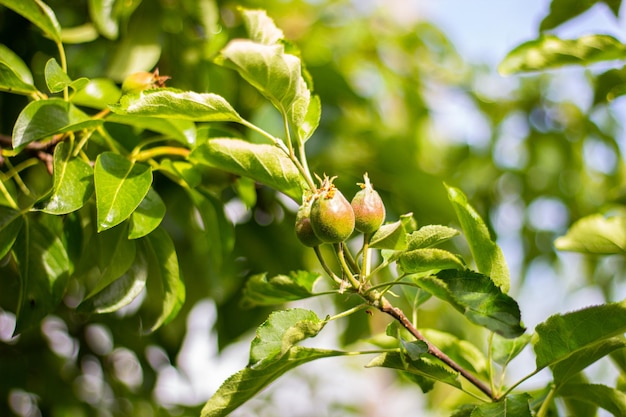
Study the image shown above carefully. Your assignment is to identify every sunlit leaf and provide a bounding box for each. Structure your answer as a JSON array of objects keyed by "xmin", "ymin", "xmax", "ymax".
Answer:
[
  {"xmin": 369, "ymin": 219, "xmax": 408, "ymax": 250},
  {"xmin": 407, "ymin": 225, "xmax": 460, "ymax": 250},
  {"xmin": 40, "ymin": 141, "xmax": 94, "ymax": 214},
  {"xmin": 189, "ymin": 137, "xmax": 307, "ymax": 202},
  {"xmin": 71, "ymin": 78, "xmax": 122, "ymax": 109},
  {"xmin": 12, "ymin": 218, "xmax": 70, "ymax": 334},
  {"xmin": 241, "ymin": 270, "xmax": 321, "ymax": 308},
  {"xmin": 499, "ymin": 34, "xmax": 626, "ymax": 75},
  {"xmin": 415, "ymin": 269, "xmax": 525, "ymax": 338},
  {"xmin": 468, "ymin": 394, "xmax": 532, "ymax": 417},
  {"xmin": 201, "ymin": 347, "xmax": 348, "ymax": 417},
  {"xmin": 552, "ymin": 337, "xmax": 626, "ymax": 385},
  {"xmin": 44, "ymin": 58, "xmax": 71, "ymax": 93},
  {"xmin": 240, "ymin": 8, "xmax": 284, "ymax": 45},
  {"xmin": 106, "ymin": 113, "xmax": 197, "ymax": 146},
  {"xmin": 0, "ymin": 0, "xmax": 62, "ymax": 42},
  {"xmin": 0, "ymin": 44, "xmax": 33, "ymax": 84},
  {"xmin": 88, "ymin": 0, "xmax": 119, "ymax": 39},
  {"xmin": 555, "ymin": 213, "xmax": 626, "ymax": 254},
  {"xmin": 0, "ymin": 62, "xmax": 38, "ymax": 96},
  {"xmin": 158, "ymin": 159, "xmax": 202, "ymax": 188},
  {"xmin": 446, "ymin": 184, "xmax": 510, "ymax": 292},
  {"xmin": 558, "ymin": 383, "xmax": 626, "ymax": 416},
  {"xmin": 12, "ymin": 99, "xmax": 103, "ymax": 153},
  {"xmin": 94, "ymin": 152, "xmax": 152, "ymax": 231},
  {"xmin": 141, "ymin": 227, "xmax": 185, "ymax": 332},
  {"xmin": 109, "ymin": 89, "xmax": 243, "ymax": 123},
  {"xmin": 249, "ymin": 308, "xmax": 327, "ymax": 368},
  {"xmin": 128, "ymin": 188, "xmax": 165, "ymax": 239},
  {"xmin": 533, "ymin": 301, "xmax": 626, "ymax": 370},
  {"xmin": 0, "ymin": 205, "xmax": 23, "ymax": 259},
  {"xmin": 540, "ymin": 0, "xmax": 621, "ymax": 31},
  {"xmin": 399, "ymin": 248, "xmax": 464, "ymax": 274}
]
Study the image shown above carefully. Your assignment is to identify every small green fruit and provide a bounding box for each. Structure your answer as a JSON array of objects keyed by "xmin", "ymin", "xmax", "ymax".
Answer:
[
  {"xmin": 295, "ymin": 196, "xmax": 322, "ymax": 247},
  {"xmin": 310, "ymin": 176, "xmax": 355, "ymax": 243},
  {"xmin": 121, "ymin": 69, "xmax": 170, "ymax": 93},
  {"xmin": 351, "ymin": 173, "xmax": 385, "ymax": 233}
]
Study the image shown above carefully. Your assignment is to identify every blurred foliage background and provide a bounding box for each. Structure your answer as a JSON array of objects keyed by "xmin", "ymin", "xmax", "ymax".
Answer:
[{"xmin": 1, "ymin": 0, "xmax": 625, "ymax": 416}]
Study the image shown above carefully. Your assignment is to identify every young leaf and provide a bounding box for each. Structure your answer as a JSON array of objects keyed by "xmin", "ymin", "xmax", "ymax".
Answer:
[
  {"xmin": 128, "ymin": 188, "xmax": 166, "ymax": 239},
  {"xmin": 240, "ymin": 8, "xmax": 285, "ymax": 45},
  {"xmin": 0, "ymin": 61, "xmax": 39, "ymax": 96},
  {"xmin": 40, "ymin": 141, "xmax": 94, "ymax": 215},
  {"xmin": 551, "ymin": 337, "xmax": 626, "ymax": 385},
  {"xmin": 468, "ymin": 394, "xmax": 532, "ymax": 417},
  {"xmin": 12, "ymin": 99, "xmax": 103, "ymax": 153},
  {"xmin": 141, "ymin": 227, "xmax": 185, "ymax": 332},
  {"xmin": 558, "ymin": 383, "xmax": 626, "ymax": 416},
  {"xmin": 44, "ymin": 58, "xmax": 72, "ymax": 93},
  {"xmin": 446, "ymin": 184, "xmax": 510, "ymax": 292},
  {"xmin": 0, "ymin": 205, "xmax": 23, "ymax": 259},
  {"xmin": 189, "ymin": 138, "xmax": 307, "ymax": 202},
  {"xmin": 109, "ymin": 89, "xmax": 243, "ymax": 123},
  {"xmin": 94, "ymin": 152, "xmax": 152, "ymax": 231},
  {"xmin": 491, "ymin": 333, "xmax": 532, "ymax": 367},
  {"xmin": 241, "ymin": 270, "xmax": 321, "ymax": 308},
  {"xmin": 249, "ymin": 308, "xmax": 327, "ymax": 368},
  {"xmin": 415, "ymin": 269, "xmax": 525, "ymax": 338},
  {"xmin": 0, "ymin": 0, "xmax": 62, "ymax": 43},
  {"xmin": 78, "ymin": 243, "xmax": 148, "ymax": 314},
  {"xmin": 399, "ymin": 248, "xmax": 464, "ymax": 274},
  {"xmin": 12, "ymin": 217, "xmax": 70, "ymax": 334},
  {"xmin": 533, "ymin": 301, "xmax": 626, "ymax": 370},
  {"xmin": 554, "ymin": 213, "xmax": 626, "ymax": 254},
  {"xmin": 406, "ymin": 225, "xmax": 460, "ymax": 250},
  {"xmin": 201, "ymin": 347, "xmax": 349, "ymax": 417},
  {"xmin": 499, "ymin": 34, "xmax": 626, "ymax": 75}
]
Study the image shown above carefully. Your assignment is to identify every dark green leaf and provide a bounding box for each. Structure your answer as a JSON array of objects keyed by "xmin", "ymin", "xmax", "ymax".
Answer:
[
  {"xmin": 141, "ymin": 227, "xmax": 185, "ymax": 332},
  {"xmin": 44, "ymin": 58, "xmax": 71, "ymax": 93},
  {"xmin": 249, "ymin": 308, "xmax": 327, "ymax": 368},
  {"xmin": 491, "ymin": 333, "xmax": 532, "ymax": 367},
  {"xmin": 241, "ymin": 270, "xmax": 321, "ymax": 308},
  {"xmin": 554, "ymin": 214, "xmax": 626, "ymax": 254},
  {"xmin": 540, "ymin": 0, "xmax": 621, "ymax": 31},
  {"xmin": 552, "ymin": 337, "xmax": 626, "ymax": 385},
  {"xmin": 189, "ymin": 138, "xmax": 307, "ymax": 202},
  {"xmin": 0, "ymin": 61, "xmax": 38, "ymax": 96},
  {"xmin": 446, "ymin": 184, "xmax": 510, "ymax": 292},
  {"xmin": 12, "ymin": 218, "xmax": 70, "ymax": 334},
  {"xmin": 407, "ymin": 225, "xmax": 460, "ymax": 250},
  {"xmin": 0, "ymin": 205, "xmax": 23, "ymax": 259},
  {"xmin": 469, "ymin": 394, "xmax": 532, "ymax": 417},
  {"xmin": 415, "ymin": 269, "xmax": 525, "ymax": 338},
  {"xmin": 0, "ymin": 0, "xmax": 62, "ymax": 43},
  {"xmin": 109, "ymin": 89, "xmax": 243, "ymax": 123},
  {"xmin": 201, "ymin": 347, "xmax": 348, "ymax": 417},
  {"xmin": 558, "ymin": 383, "xmax": 626, "ymax": 416},
  {"xmin": 40, "ymin": 141, "xmax": 94, "ymax": 214},
  {"xmin": 534, "ymin": 301, "xmax": 626, "ymax": 370},
  {"xmin": 128, "ymin": 188, "xmax": 165, "ymax": 239},
  {"xmin": 12, "ymin": 99, "xmax": 103, "ymax": 153},
  {"xmin": 499, "ymin": 34, "xmax": 626, "ymax": 75},
  {"xmin": 399, "ymin": 248, "xmax": 464, "ymax": 274},
  {"xmin": 94, "ymin": 152, "xmax": 152, "ymax": 231}
]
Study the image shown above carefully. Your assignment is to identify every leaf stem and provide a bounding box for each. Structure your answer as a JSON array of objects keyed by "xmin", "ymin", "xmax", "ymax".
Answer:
[
  {"xmin": 536, "ymin": 384, "xmax": 556, "ymax": 417},
  {"xmin": 132, "ymin": 146, "xmax": 191, "ymax": 162},
  {"xmin": 335, "ymin": 243, "xmax": 361, "ymax": 289},
  {"xmin": 0, "ymin": 178, "xmax": 18, "ymax": 209},
  {"xmin": 55, "ymin": 40, "xmax": 69, "ymax": 102},
  {"xmin": 378, "ymin": 296, "xmax": 495, "ymax": 400},
  {"xmin": 360, "ymin": 233, "xmax": 372, "ymax": 282},
  {"xmin": 314, "ymin": 246, "xmax": 343, "ymax": 286},
  {"xmin": 328, "ymin": 303, "xmax": 369, "ymax": 321}
]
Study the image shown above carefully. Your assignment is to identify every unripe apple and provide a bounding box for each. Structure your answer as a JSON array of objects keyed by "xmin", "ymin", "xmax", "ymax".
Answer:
[
  {"xmin": 351, "ymin": 173, "xmax": 385, "ymax": 234},
  {"xmin": 310, "ymin": 176, "xmax": 355, "ymax": 243},
  {"xmin": 295, "ymin": 195, "xmax": 322, "ymax": 247}
]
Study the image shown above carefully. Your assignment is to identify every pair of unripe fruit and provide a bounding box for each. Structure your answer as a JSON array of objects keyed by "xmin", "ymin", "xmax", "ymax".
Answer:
[{"xmin": 295, "ymin": 174, "xmax": 385, "ymax": 246}]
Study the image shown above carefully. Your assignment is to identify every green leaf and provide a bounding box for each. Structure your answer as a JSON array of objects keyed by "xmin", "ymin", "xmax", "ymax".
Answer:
[
  {"xmin": 140, "ymin": 227, "xmax": 185, "ymax": 332},
  {"xmin": 415, "ymin": 269, "xmax": 525, "ymax": 338},
  {"xmin": 366, "ymin": 351, "xmax": 462, "ymax": 390},
  {"xmin": 240, "ymin": 8, "xmax": 285, "ymax": 45},
  {"xmin": 12, "ymin": 218, "xmax": 70, "ymax": 334},
  {"xmin": 71, "ymin": 78, "xmax": 122, "ymax": 109},
  {"xmin": 421, "ymin": 328, "xmax": 488, "ymax": 376},
  {"xmin": 369, "ymin": 218, "xmax": 409, "ymax": 250},
  {"xmin": 399, "ymin": 248, "xmax": 464, "ymax": 274},
  {"xmin": 12, "ymin": 99, "xmax": 103, "ymax": 153},
  {"xmin": 468, "ymin": 394, "xmax": 532, "ymax": 417},
  {"xmin": 94, "ymin": 152, "xmax": 152, "ymax": 231},
  {"xmin": 189, "ymin": 138, "xmax": 307, "ymax": 202},
  {"xmin": 558, "ymin": 383, "xmax": 626, "ymax": 416},
  {"xmin": 158, "ymin": 159, "xmax": 202, "ymax": 188},
  {"xmin": 554, "ymin": 213, "xmax": 626, "ymax": 254},
  {"xmin": 44, "ymin": 58, "xmax": 72, "ymax": 93},
  {"xmin": 128, "ymin": 188, "xmax": 165, "ymax": 239},
  {"xmin": 88, "ymin": 0, "xmax": 119, "ymax": 39},
  {"xmin": 0, "ymin": 44, "xmax": 34, "ymax": 84},
  {"xmin": 106, "ymin": 114, "xmax": 197, "ymax": 147},
  {"xmin": 552, "ymin": 337, "xmax": 626, "ymax": 385},
  {"xmin": 0, "ymin": 0, "xmax": 62, "ymax": 43},
  {"xmin": 446, "ymin": 184, "xmax": 510, "ymax": 292},
  {"xmin": 0, "ymin": 205, "xmax": 23, "ymax": 259},
  {"xmin": 250, "ymin": 308, "xmax": 327, "ymax": 368},
  {"xmin": 216, "ymin": 40, "xmax": 313, "ymax": 142},
  {"xmin": 491, "ymin": 333, "xmax": 532, "ymax": 367},
  {"xmin": 201, "ymin": 347, "xmax": 348, "ymax": 417},
  {"xmin": 78, "ymin": 241, "xmax": 148, "ymax": 314},
  {"xmin": 499, "ymin": 34, "xmax": 626, "ymax": 75},
  {"xmin": 533, "ymin": 301, "xmax": 626, "ymax": 370},
  {"xmin": 540, "ymin": 0, "xmax": 621, "ymax": 31},
  {"xmin": 241, "ymin": 270, "xmax": 321, "ymax": 308},
  {"xmin": 407, "ymin": 225, "xmax": 460, "ymax": 250},
  {"xmin": 40, "ymin": 141, "xmax": 94, "ymax": 214},
  {"xmin": 0, "ymin": 61, "xmax": 38, "ymax": 95},
  {"xmin": 109, "ymin": 89, "xmax": 243, "ymax": 123}
]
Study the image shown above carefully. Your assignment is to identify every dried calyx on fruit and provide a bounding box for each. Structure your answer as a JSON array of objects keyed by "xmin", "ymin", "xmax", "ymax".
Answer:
[
  {"xmin": 351, "ymin": 173, "xmax": 385, "ymax": 234},
  {"xmin": 309, "ymin": 176, "xmax": 355, "ymax": 243},
  {"xmin": 295, "ymin": 193, "xmax": 323, "ymax": 247}
]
